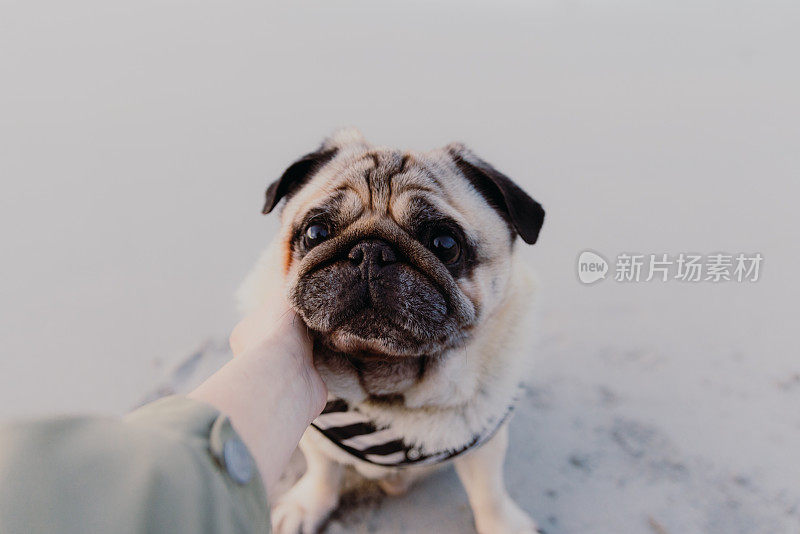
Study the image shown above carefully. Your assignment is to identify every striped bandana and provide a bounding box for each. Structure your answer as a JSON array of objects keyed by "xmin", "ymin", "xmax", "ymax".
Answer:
[{"xmin": 310, "ymin": 398, "xmax": 514, "ymax": 467}]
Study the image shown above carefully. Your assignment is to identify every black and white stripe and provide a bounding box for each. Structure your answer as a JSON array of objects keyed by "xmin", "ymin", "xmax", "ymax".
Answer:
[{"xmin": 310, "ymin": 398, "xmax": 513, "ymax": 467}]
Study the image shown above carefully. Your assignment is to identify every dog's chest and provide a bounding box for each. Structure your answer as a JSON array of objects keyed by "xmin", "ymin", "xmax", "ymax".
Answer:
[
  {"xmin": 310, "ymin": 343, "xmax": 521, "ymax": 456},
  {"xmin": 311, "ymin": 397, "xmax": 512, "ymax": 468}
]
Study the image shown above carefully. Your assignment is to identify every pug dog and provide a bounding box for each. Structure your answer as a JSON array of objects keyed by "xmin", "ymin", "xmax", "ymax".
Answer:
[{"xmin": 238, "ymin": 128, "xmax": 545, "ymax": 534}]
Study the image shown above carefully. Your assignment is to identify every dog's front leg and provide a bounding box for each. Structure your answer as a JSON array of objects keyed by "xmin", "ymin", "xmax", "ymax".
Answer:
[
  {"xmin": 271, "ymin": 430, "xmax": 343, "ymax": 534},
  {"xmin": 454, "ymin": 424, "xmax": 540, "ymax": 534}
]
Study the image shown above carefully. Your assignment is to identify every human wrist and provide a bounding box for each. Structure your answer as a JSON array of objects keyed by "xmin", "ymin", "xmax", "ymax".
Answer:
[{"xmin": 188, "ymin": 336, "xmax": 326, "ymax": 493}]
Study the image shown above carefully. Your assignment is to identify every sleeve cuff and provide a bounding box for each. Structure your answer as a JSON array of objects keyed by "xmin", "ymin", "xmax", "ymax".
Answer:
[{"xmin": 126, "ymin": 395, "xmax": 270, "ymax": 532}]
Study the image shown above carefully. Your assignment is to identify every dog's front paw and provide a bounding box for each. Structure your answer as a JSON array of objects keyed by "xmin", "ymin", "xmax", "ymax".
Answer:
[
  {"xmin": 271, "ymin": 477, "xmax": 339, "ymax": 534},
  {"xmin": 473, "ymin": 498, "xmax": 540, "ymax": 534}
]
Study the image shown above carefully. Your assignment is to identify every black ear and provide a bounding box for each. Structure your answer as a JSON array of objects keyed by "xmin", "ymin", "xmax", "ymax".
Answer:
[
  {"xmin": 262, "ymin": 147, "xmax": 339, "ymax": 214},
  {"xmin": 448, "ymin": 146, "xmax": 545, "ymax": 245}
]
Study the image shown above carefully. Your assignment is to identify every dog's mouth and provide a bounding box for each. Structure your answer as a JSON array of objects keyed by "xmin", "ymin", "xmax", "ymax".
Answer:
[
  {"xmin": 313, "ymin": 339, "xmax": 419, "ymax": 364},
  {"xmin": 310, "ymin": 306, "xmax": 463, "ymax": 359}
]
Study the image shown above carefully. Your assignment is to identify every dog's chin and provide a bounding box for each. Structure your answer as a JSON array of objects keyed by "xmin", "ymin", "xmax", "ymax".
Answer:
[{"xmin": 311, "ymin": 309, "xmax": 454, "ymax": 359}]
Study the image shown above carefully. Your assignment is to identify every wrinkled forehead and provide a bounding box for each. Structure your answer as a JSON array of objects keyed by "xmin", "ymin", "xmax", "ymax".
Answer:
[{"xmin": 281, "ymin": 148, "xmax": 490, "ymax": 238}]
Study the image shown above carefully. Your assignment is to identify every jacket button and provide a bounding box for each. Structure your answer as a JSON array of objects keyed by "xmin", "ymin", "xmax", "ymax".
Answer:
[{"xmin": 223, "ymin": 438, "xmax": 254, "ymax": 485}]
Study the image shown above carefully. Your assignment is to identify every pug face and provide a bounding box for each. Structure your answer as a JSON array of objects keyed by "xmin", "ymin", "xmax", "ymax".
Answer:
[{"xmin": 263, "ymin": 129, "xmax": 544, "ymax": 361}]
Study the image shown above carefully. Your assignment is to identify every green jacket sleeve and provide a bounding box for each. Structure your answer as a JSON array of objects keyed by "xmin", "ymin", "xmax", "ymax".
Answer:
[{"xmin": 0, "ymin": 396, "xmax": 270, "ymax": 534}]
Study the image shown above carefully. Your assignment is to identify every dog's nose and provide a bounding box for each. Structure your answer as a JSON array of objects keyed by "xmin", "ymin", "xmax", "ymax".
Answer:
[{"xmin": 348, "ymin": 239, "xmax": 398, "ymax": 274}]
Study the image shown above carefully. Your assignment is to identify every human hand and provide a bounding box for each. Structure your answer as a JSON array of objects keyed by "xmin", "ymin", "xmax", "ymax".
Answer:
[{"xmin": 189, "ymin": 296, "xmax": 327, "ymax": 494}]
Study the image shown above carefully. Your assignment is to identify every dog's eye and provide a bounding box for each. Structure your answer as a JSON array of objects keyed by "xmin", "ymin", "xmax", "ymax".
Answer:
[
  {"xmin": 430, "ymin": 232, "xmax": 461, "ymax": 264},
  {"xmin": 304, "ymin": 223, "xmax": 330, "ymax": 249}
]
